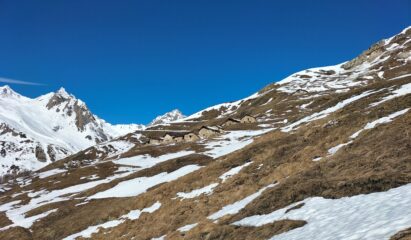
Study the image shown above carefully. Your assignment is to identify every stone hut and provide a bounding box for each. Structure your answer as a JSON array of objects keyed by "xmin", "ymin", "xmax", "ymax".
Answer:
[
  {"xmin": 163, "ymin": 134, "xmax": 174, "ymax": 143},
  {"xmin": 174, "ymin": 136, "xmax": 184, "ymax": 143},
  {"xmin": 198, "ymin": 126, "xmax": 222, "ymax": 139},
  {"xmin": 149, "ymin": 138, "xmax": 162, "ymax": 145},
  {"xmin": 222, "ymin": 118, "xmax": 240, "ymax": 127},
  {"xmin": 240, "ymin": 115, "xmax": 257, "ymax": 124},
  {"xmin": 184, "ymin": 132, "xmax": 200, "ymax": 142},
  {"xmin": 163, "ymin": 132, "xmax": 187, "ymax": 143}
]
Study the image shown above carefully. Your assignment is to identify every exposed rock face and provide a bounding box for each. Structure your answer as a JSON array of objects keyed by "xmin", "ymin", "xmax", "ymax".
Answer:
[
  {"xmin": 343, "ymin": 27, "xmax": 411, "ymax": 71},
  {"xmin": 45, "ymin": 90, "xmax": 68, "ymax": 110},
  {"xmin": 47, "ymin": 145, "xmax": 56, "ymax": 162},
  {"xmin": 35, "ymin": 145, "xmax": 47, "ymax": 162},
  {"xmin": 0, "ymin": 148, "xmax": 6, "ymax": 157},
  {"xmin": 73, "ymin": 102, "xmax": 97, "ymax": 131},
  {"xmin": 390, "ymin": 227, "xmax": 411, "ymax": 240},
  {"xmin": 342, "ymin": 40, "xmax": 386, "ymax": 70},
  {"xmin": 46, "ymin": 88, "xmax": 99, "ymax": 131}
]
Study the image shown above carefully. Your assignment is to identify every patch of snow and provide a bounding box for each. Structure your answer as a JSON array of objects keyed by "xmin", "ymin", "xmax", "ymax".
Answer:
[
  {"xmin": 177, "ymin": 183, "xmax": 219, "ymax": 199},
  {"xmin": 208, "ymin": 183, "xmax": 277, "ymax": 220},
  {"xmin": 75, "ymin": 202, "xmax": 89, "ymax": 207},
  {"xmin": 0, "ymin": 168, "xmax": 136, "ymax": 230},
  {"xmin": 63, "ymin": 201, "xmax": 161, "ymax": 240},
  {"xmin": 37, "ymin": 168, "xmax": 67, "ymax": 179},
  {"xmin": 151, "ymin": 235, "xmax": 166, "ymax": 240},
  {"xmin": 262, "ymin": 98, "xmax": 273, "ymax": 106},
  {"xmin": 282, "ymin": 90, "xmax": 378, "ymax": 132},
  {"xmin": 111, "ymin": 124, "xmax": 145, "ymax": 136},
  {"xmin": 386, "ymin": 43, "xmax": 400, "ymax": 51},
  {"xmin": 258, "ymin": 123, "xmax": 273, "ymax": 128},
  {"xmin": 125, "ymin": 202, "xmax": 161, "ymax": 220},
  {"xmin": 350, "ymin": 108, "xmax": 409, "ymax": 139},
  {"xmin": 233, "ymin": 183, "xmax": 411, "ymax": 240},
  {"xmin": 94, "ymin": 140, "xmax": 135, "ymax": 159},
  {"xmin": 327, "ymin": 141, "xmax": 353, "ymax": 155},
  {"xmin": 362, "ymin": 75, "xmax": 374, "ymax": 80},
  {"xmin": 0, "ymin": 204, "xmax": 57, "ymax": 231},
  {"xmin": 64, "ymin": 219, "xmax": 123, "ymax": 240},
  {"xmin": 219, "ymin": 162, "xmax": 252, "ymax": 182},
  {"xmin": 390, "ymin": 73, "xmax": 411, "ymax": 81},
  {"xmin": 312, "ymin": 157, "xmax": 322, "ymax": 162},
  {"xmin": 299, "ymin": 101, "xmax": 313, "ymax": 110},
  {"xmin": 113, "ymin": 150, "xmax": 195, "ymax": 169},
  {"xmin": 178, "ymin": 223, "xmax": 198, "ymax": 232},
  {"xmin": 371, "ymin": 83, "xmax": 411, "ymax": 107},
  {"xmin": 80, "ymin": 174, "xmax": 99, "ymax": 180},
  {"xmin": 88, "ymin": 165, "xmax": 202, "ymax": 199},
  {"xmin": 276, "ymin": 63, "xmax": 366, "ymax": 93},
  {"xmin": 203, "ymin": 129, "xmax": 273, "ymax": 158}
]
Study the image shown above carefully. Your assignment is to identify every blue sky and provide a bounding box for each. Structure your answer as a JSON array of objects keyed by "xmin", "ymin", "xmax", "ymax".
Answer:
[{"xmin": 0, "ymin": 0, "xmax": 410, "ymax": 124}]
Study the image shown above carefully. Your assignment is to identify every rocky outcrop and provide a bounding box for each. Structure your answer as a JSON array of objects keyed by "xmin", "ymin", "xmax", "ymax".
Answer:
[
  {"xmin": 342, "ymin": 40, "xmax": 386, "ymax": 70},
  {"xmin": 46, "ymin": 88, "xmax": 98, "ymax": 132},
  {"xmin": 47, "ymin": 145, "xmax": 56, "ymax": 162},
  {"xmin": 35, "ymin": 145, "xmax": 47, "ymax": 162}
]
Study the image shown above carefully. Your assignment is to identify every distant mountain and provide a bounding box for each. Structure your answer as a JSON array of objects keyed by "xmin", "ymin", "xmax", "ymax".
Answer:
[
  {"xmin": 148, "ymin": 109, "xmax": 186, "ymax": 126},
  {"xmin": 0, "ymin": 86, "xmax": 143, "ymax": 175}
]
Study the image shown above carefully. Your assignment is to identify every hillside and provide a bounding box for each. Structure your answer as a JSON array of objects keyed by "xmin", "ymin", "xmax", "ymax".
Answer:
[{"xmin": 0, "ymin": 26, "xmax": 410, "ymax": 240}]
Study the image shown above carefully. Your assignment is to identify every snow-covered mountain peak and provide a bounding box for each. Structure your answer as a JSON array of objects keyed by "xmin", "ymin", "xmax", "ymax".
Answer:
[
  {"xmin": 169, "ymin": 109, "xmax": 184, "ymax": 117},
  {"xmin": 0, "ymin": 85, "xmax": 22, "ymax": 98},
  {"xmin": 149, "ymin": 109, "xmax": 186, "ymax": 126},
  {"xmin": 0, "ymin": 85, "xmax": 12, "ymax": 92},
  {"xmin": 55, "ymin": 87, "xmax": 71, "ymax": 98},
  {"xmin": 49, "ymin": 87, "xmax": 78, "ymax": 104}
]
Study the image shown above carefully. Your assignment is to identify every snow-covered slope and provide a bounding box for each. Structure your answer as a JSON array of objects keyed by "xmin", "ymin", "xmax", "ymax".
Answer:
[
  {"xmin": 276, "ymin": 27, "xmax": 411, "ymax": 93},
  {"xmin": 148, "ymin": 109, "xmax": 186, "ymax": 126},
  {"xmin": 0, "ymin": 86, "xmax": 142, "ymax": 175}
]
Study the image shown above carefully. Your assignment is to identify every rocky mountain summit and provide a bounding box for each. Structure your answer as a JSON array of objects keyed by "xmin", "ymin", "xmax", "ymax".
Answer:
[
  {"xmin": 148, "ymin": 109, "xmax": 186, "ymax": 127},
  {"xmin": 0, "ymin": 26, "xmax": 410, "ymax": 240}
]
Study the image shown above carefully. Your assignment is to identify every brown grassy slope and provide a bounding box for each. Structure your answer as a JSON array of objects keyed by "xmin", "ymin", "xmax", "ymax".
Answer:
[
  {"xmin": 87, "ymin": 90, "xmax": 411, "ymax": 239},
  {"xmin": 391, "ymin": 227, "xmax": 411, "ymax": 240}
]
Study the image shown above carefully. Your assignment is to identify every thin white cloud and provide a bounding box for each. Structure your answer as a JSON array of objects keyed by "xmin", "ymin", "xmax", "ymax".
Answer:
[{"xmin": 0, "ymin": 77, "xmax": 44, "ymax": 86}]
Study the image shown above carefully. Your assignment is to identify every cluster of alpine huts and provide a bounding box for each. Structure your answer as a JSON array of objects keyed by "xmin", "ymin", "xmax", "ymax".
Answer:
[{"xmin": 146, "ymin": 115, "xmax": 257, "ymax": 145}]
